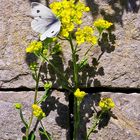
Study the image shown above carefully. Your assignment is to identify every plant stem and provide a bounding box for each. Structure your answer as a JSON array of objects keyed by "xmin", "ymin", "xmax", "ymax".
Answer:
[
  {"xmin": 73, "ymin": 100, "xmax": 81, "ymax": 140},
  {"xmin": 25, "ymin": 61, "xmax": 43, "ymax": 139},
  {"xmin": 69, "ymin": 35, "xmax": 78, "ymax": 88},
  {"xmin": 69, "ymin": 34, "xmax": 79, "ymax": 140},
  {"xmin": 40, "ymin": 121, "xmax": 52, "ymax": 140},
  {"xmin": 37, "ymin": 89, "xmax": 51, "ymax": 104},
  {"xmin": 19, "ymin": 109, "xmax": 28, "ymax": 129},
  {"xmin": 84, "ymin": 45, "xmax": 94, "ymax": 57},
  {"xmin": 34, "ymin": 61, "xmax": 43, "ymax": 103},
  {"xmin": 86, "ymin": 111, "xmax": 104, "ymax": 139}
]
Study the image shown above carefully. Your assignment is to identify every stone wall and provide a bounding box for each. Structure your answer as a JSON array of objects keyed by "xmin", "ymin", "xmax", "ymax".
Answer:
[{"xmin": 0, "ymin": 0, "xmax": 140, "ymax": 139}]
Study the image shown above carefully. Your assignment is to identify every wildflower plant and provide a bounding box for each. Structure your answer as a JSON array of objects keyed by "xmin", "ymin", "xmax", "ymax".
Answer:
[
  {"xmin": 86, "ymin": 97, "xmax": 115, "ymax": 139},
  {"xmin": 15, "ymin": 0, "xmax": 115, "ymax": 140}
]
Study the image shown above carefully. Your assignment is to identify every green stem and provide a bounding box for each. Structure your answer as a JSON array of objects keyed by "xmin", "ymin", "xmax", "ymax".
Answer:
[
  {"xmin": 25, "ymin": 61, "xmax": 43, "ymax": 139},
  {"xmin": 68, "ymin": 34, "xmax": 79, "ymax": 140},
  {"xmin": 40, "ymin": 121, "xmax": 52, "ymax": 140},
  {"xmin": 86, "ymin": 111, "xmax": 104, "ymax": 139},
  {"xmin": 34, "ymin": 61, "xmax": 43, "ymax": 103},
  {"xmin": 25, "ymin": 112, "xmax": 33, "ymax": 139},
  {"xmin": 19, "ymin": 109, "xmax": 28, "ymax": 129},
  {"xmin": 69, "ymin": 35, "xmax": 78, "ymax": 88},
  {"xmin": 37, "ymin": 89, "xmax": 51, "ymax": 104},
  {"xmin": 73, "ymin": 100, "xmax": 81, "ymax": 140},
  {"xmin": 84, "ymin": 45, "xmax": 94, "ymax": 57}
]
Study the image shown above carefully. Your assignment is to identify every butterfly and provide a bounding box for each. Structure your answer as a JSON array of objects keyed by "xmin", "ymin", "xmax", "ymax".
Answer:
[{"xmin": 31, "ymin": 2, "xmax": 61, "ymax": 41}]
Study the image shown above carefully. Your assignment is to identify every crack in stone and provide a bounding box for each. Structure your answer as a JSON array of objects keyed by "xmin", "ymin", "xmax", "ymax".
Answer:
[
  {"xmin": 0, "ymin": 73, "xmax": 29, "ymax": 83},
  {"xmin": 0, "ymin": 87, "xmax": 140, "ymax": 93}
]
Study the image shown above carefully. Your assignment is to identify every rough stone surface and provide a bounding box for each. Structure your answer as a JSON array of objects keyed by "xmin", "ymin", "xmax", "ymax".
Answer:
[
  {"xmin": 0, "ymin": 91, "xmax": 140, "ymax": 140},
  {"xmin": 85, "ymin": 92, "xmax": 140, "ymax": 140},
  {"xmin": 0, "ymin": 0, "xmax": 140, "ymax": 88},
  {"xmin": 0, "ymin": 0, "xmax": 36, "ymax": 88},
  {"xmin": 0, "ymin": 1, "xmax": 140, "ymax": 139},
  {"xmin": 0, "ymin": 91, "xmax": 68, "ymax": 140}
]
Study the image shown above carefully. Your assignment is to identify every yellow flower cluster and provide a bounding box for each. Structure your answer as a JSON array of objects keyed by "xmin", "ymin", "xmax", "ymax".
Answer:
[
  {"xmin": 32, "ymin": 104, "xmax": 45, "ymax": 119},
  {"xmin": 75, "ymin": 26, "xmax": 97, "ymax": 45},
  {"xmin": 74, "ymin": 88, "xmax": 87, "ymax": 100},
  {"xmin": 93, "ymin": 19, "xmax": 113, "ymax": 33},
  {"xmin": 50, "ymin": 0, "xmax": 90, "ymax": 37},
  {"xmin": 99, "ymin": 97, "xmax": 115, "ymax": 111},
  {"xmin": 26, "ymin": 41, "xmax": 42, "ymax": 53}
]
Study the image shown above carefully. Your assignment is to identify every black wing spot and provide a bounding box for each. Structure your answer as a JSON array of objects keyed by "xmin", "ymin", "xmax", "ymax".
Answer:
[
  {"xmin": 37, "ymin": 10, "xmax": 40, "ymax": 13},
  {"xmin": 51, "ymin": 31, "xmax": 54, "ymax": 33}
]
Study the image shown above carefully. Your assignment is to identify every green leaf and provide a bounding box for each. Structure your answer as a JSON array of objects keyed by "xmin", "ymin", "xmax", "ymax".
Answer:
[
  {"xmin": 39, "ymin": 127, "xmax": 52, "ymax": 140},
  {"xmin": 22, "ymin": 136, "xmax": 27, "ymax": 140},
  {"xmin": 19, "ymin": 109, "xmax": 28, "ymax": 128},
  {"xmin": 37, "ymin": 89, "xmax": 51, "ymax": 104},
  {"xmin": 43, "ymin": 38, "xmax": 54, "ymax": 48},
  {"xmin": 78, "ymin": 58, "xmax": 88, "ymax": 70},
  {"xmin": 28, "ymin": 131, "xmax": 36, "ymax": 140},
  {"xmin": 52, "ymin": 43, "xmax": 62, "ymax": 54}
]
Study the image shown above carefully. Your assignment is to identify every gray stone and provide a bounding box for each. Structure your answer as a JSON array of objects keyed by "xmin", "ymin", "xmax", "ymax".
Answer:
[
  {"xmin": 0, "ymin": 91, "xmax": 68, "ymax": 140},
  {"xmin": 0, "ymin": 91, "xmax": 140, "ymax": 140},
  {"xmin": 0, "ymin": 0, "xmax": 140, "ymax": 88},
  {"xmin": 81, "ymin": 92, "xmax": 140, "ymax": 140},
  {"xmin": 0, "ymin": 0, "xmax": 36, "ymax": 88}
]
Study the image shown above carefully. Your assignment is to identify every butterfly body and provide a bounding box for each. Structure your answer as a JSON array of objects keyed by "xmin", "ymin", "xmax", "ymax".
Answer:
[{"xmin": 31, "ymin": 2, "xmax": 61, "ymax": 41}]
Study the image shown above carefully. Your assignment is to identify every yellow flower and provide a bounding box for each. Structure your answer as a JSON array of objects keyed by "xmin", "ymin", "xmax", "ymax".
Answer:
[
  {"xmin": 32, "ymin": 104, "xmax": 45, "ymax": 119},
  {"xmin": 85, "ymin": 7, "xmax": 90, "ymax": 12},
  {"xmin": 61, "ymin": 29, "xmax": 69, "ymax": 37},
  {"xmin": 99, "ymin": 97, "xmax": 115, "ymax": 111},
  {"xmin": 75, "ymin": 26, "xmax": 97, "ymax": 45},
  {"xmin": 74, "ymin": 88, "xmax": 87, "ymax": 100},
  {"xmin": 93, "ymin": 19, "xmax": 113, "ymax": 33},
  {"xmin": 26, "ymin": 41, "xmax": 42, "ymax": 53},
  {"xmin": 50, "ymin": 0, "xmax": 90, "ymax": 37}
]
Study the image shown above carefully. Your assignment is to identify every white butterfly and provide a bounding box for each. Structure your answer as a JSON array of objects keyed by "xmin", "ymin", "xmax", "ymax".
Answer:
[{"xmin": 31, "ymin": 2, "xmax": 61, "ymax": 41}]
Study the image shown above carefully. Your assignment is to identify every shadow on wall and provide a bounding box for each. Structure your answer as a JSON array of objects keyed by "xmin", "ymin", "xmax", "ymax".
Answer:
[
  {"xmin": 26, "ymin": 0, "xmax": 140, "ymax": 140},
  {"xmin": 28, "ymin": 0, "xmax": 41, "ymax": 2},
  {"xmin": 86, "ymin": 0, "xmax": 140, "ymax": 26},
  {"xmin": 25, "ymin": 33, "xmax": 116, "ymax": 140},
  {"xmin": 40, "ymin": 91, "xmax": 70, "ymax": 139}
]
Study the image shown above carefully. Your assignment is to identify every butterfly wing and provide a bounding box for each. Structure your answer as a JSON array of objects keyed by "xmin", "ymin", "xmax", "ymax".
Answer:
[
  {"xmin": 31, "ymin": 2, "xmax": 54, "ymax": 18},
  {"xmin": 31, "ymin": 17, "xmax": 58, "ymax": 34},
  {"xmin": 40, "ymin": 20, "xmax": 61, "ymax": 41},
  {"xmin": 31, "ymin": 2, "xmax": 61, "ymax": 40},
  {"xmin": 31, "ymin": 17, "xmax": 48, "ymax": 34}
]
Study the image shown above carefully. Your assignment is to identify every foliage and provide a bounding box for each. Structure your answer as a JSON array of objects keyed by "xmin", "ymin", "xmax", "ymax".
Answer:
[{"xmin": 15, "ymin": 0, "xmax": 115, "ymax": 139}]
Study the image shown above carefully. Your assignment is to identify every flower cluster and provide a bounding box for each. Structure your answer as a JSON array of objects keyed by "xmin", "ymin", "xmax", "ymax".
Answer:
[
  {"xmin": 50, "ymin": 0, "xmax": 89, "ymax": 37},
  {"xmin": 26, "ymin": 41, "xmax": 42, "ymax": 53},
  {"xmin": 44, "ymin": 82, "xmax": 52, "ymax": 90},
  {"xmin": 14, "ymin": 103, "xmax": 22, "ymax": 109},
  {"xmin": 75, "ymin": 26, "xmax": 97, "ymax": 45},
  {"xmin": 99, "ymin": 97, "xmax": 115, "ymax": 111},
  {"xmin": 32, "ymin": 104, "xmax": 45, "ymax": 119},
  {"xmin": 74, "ymin": 88, "xmax": 87, "ymax": 101},
  {"xmin": 93, "ymin": 19, "xmax": 113, "ymax": 33},
  {"xmin": 29, "ymin": 62, "xmax": 38, "ymax": 71}
]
